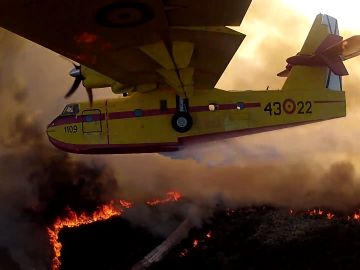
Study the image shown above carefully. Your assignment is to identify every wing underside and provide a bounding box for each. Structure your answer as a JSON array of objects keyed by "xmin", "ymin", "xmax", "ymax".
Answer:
[{"xmin": 0, "ymin": 0, "xmax": 251, "ymax": 96}]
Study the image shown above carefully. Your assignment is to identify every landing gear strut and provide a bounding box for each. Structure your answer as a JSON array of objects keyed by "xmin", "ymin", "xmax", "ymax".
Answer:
[{"xmin": 172, "ymin": 96, "xmax": 192, "ymax": 133}]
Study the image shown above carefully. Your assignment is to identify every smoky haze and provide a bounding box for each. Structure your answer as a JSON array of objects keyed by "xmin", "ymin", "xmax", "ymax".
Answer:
[
  {"xmin": 0, "ymin": 1, "xmax": 360, "ymax": 269},
  {"xmin": 0, "ymin": 30, "xmax": 121, "ymax": 269}
]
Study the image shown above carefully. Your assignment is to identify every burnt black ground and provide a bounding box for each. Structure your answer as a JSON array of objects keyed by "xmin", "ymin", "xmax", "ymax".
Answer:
[
  {"xmin": 59, "ymin": 206, "xmax": 360, "ymax": 270},
  {"xmin": 152, "ymin": 207, "xmax": 360, "ymax": 270},
  {"xmin": 0, "ymin": 247, "xmax": 21, "ymax": 270},
  {"xmin": 59, "ymin": 202, "xmax": 187, "ymax": 270},
  {"xmin": 59, "ymin": 217, "xmax": 163, "ymax": 270}
]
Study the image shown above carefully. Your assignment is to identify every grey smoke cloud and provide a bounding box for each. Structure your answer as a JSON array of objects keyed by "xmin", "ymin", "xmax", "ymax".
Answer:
[
  {"xmin": 0, "ymin": 29, "xmax": 119, "ymax": 270},
  {"xmin": 102, "ymin": 154, "xmax": 360, "ymax": 212}
]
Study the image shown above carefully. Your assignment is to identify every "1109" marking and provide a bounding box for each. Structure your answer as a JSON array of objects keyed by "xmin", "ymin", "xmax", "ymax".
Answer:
[{"xmin": 64, "ymin": 125, "xmax": 78, "ymax": 134}]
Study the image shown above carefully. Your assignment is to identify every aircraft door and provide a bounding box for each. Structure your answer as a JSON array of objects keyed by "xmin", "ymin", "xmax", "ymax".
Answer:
[
  {"xmin": 81, "ymin": 109, "xmax": 108, "ymax": 144},
  {"xmin": 81, "ymin": 107, "xmax": 109, "ymax": 145},
  {"xmin": 82, "ymin": 109, "xmax": 102, "ymax": 133}
]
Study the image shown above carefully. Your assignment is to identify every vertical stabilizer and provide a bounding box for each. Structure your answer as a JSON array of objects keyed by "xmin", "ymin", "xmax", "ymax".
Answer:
[{"xmin": 282, "ymin": 14, "xmax": 342, "ymax": 92}]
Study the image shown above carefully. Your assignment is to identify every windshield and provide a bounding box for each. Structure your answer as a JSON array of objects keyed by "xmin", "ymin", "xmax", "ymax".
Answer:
[{"xmin": 61, "ymin": 104, "xmax": 80, "ymax": 116}]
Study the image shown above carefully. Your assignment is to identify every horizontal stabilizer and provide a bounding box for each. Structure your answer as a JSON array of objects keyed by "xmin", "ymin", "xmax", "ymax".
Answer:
[
  {"xmin": 320, "ymin": 54, "xmax": 348, "ymax": 76},
  {"xmin": 280, "ymin": 34, "xmax": 360, "ymax": 77},
  {"xmin": 277, "ymin": 64, "xmax": 292, "ymax": 77},
  {"xmin": 323, "ymin": 35, "xmax": 360, "ymax": 60},
  {"xmin": 281, "ymin": 14, "xmax": 345, "ymax": 92},
  {"xmin": 278, "ymin": 14, "xmax": 360, "ymax": 79},
  {"xmin": 315, "ymin": 34, "xmax": 343, "ymax": 54}
]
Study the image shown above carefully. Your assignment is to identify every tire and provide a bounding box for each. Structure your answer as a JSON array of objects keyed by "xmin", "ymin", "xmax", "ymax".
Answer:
[{"xmin": 172, "ymin": 112, "xmax": 193, "ymax": 133}]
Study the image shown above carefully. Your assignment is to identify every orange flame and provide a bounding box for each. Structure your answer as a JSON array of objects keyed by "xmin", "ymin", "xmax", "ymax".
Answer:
[
  {"xmin": 146, "ymin": 191, "xmax": 182, "ymax": 206},
  {"xmin": 119, "ymin": 200, "xmax": 133, "ymax": 209},
  {"xmin": 307, "ymin": 209, "xmax": 325, "ymax": 216},
  {"xmin": 47, "ymin": 200, "xmax": 132, "ymax": 270},
  {"xmin": 294, "ymin": 208, "xmax": 360, "ymax": 221},
  {"xmin": 297, "ymin": 208, "xmax": 336, "ymax": 220},
  {"xmin": 48, "ymin": 192, "xmax": 183, "ymax": 270},
  {"xmin": 349, "ymin": 211, "xmax": 360, "ymax": 220},
  {"xmin": 179, "ymin": 248, "xmax": 189, "ymax": 257}
]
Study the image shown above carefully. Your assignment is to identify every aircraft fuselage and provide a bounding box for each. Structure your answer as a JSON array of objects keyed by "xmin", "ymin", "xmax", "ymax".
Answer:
[{"xmin": 46, "ymin": 88, "xmax": 345, "ymax": 154}]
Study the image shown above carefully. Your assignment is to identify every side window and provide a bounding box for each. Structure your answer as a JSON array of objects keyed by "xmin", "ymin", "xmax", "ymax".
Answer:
[
  {"xmin": 61, "ymin": 104, "xmax": 80, "ymax": 116},
  {"xmin": 134, "ymin": 109, "xmax": 144, "ymax": 117},
  {"xmin": 236, "ymin": 102, "xmax": 246, "ymax": 110},
  {"xmin": 209, "ymin": 103, "xmax": 218, "ymax": 112},
  {"xmin": 73, "ymin": 104, "xmax": 80, "ymax": 114}
]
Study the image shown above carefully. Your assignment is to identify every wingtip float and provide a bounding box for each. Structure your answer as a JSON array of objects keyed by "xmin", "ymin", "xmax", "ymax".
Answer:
[{"xmin": 0, "ymin": 2, "xmax": 358, "ymax": 154}]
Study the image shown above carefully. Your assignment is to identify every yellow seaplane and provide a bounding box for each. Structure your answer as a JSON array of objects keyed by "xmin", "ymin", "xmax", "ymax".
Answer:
[{"xmin": 0, "ymin": 1, "xmax": 359, "ymax": 154}]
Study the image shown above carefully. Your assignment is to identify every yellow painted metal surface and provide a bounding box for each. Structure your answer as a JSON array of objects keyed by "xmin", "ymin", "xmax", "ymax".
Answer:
[
  {"xmin": 139, "ymin": 42, "xmax": 176, "ymax": 70},
  {"xmin": 48, "ymin": 87, "xmax": 345, "ymax": 147},
  {"xmin": 48, "ymin": 101, "xmax": 108, "ymax": 145},
  {"xmin": 172, "ymin": 41, "xmax": 195, "ymax": 69},
  {"xmin": 283, "ymin": 14, "xmax": 335, "ymax": 92},
  {"xmin": 45, "ymin": 13, "xmax": 350, "ymax": 153}
]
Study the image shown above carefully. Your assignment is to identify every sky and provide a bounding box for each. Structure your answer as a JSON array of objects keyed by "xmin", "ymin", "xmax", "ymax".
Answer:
[{"xmin": 2, "ymin": 1, "xmax": 360, "ymax": 268}]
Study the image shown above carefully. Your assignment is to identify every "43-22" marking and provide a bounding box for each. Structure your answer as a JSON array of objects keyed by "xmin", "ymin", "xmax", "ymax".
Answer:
[{"xmin": 264, "ymin": 99, "xmax": 312, "ymax": 116}]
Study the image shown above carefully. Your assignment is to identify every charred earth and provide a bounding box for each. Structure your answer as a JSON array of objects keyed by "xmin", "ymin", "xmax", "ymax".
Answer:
[
  {"xmin": 153, "ymin": 206, "xmax": 360, "ymax": 270},
  {"xmin": 58, "ymin": 206, "xmax": 360, "ymax": 270}
]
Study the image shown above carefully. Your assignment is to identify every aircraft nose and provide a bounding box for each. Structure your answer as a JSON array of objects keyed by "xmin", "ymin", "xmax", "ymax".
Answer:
[
  {"xmin": 46, "ymin": 119, "xmax": 56, "ymax": 136},
  {"xmin": 47, "ymin": 121, "xmax": 54, "ymax": 129},
  {"xmin": 46, "ymin": 118, "xmax": 63, "ymax": 151}
]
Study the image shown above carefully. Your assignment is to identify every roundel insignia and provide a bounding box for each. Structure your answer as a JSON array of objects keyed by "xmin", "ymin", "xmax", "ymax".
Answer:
[
  {"xmin": 96, "ymin": 2, "xmax": 155, "ymax": 28},
  {"xmin": 283, "ymin": 99, "xmax": 296, "ymax": 114}
]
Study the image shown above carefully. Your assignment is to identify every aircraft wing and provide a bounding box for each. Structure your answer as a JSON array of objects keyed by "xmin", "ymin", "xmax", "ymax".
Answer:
[{"xmin": 0, "ymin": 0, "xmax": 251, "ymax": 96}]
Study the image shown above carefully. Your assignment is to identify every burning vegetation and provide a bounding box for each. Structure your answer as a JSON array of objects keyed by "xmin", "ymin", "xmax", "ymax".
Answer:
[
  {"xmin": 47, "ymin": 192, "xmax": 182, "ymax": 270},
  {"xmin": 47, "ymin": 193, "xmax": 360, "ymax": 270},
  {"xmin": 151, "ymin": 206, "xmax": 360, "ymax": 270},
  {"xmin": 47, "ymin": 202, "xmax": 127, "ymax": 270}
]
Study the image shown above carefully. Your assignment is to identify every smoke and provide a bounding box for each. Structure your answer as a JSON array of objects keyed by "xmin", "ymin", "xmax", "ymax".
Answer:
[
  {"xmin": 0, "ymin": 30, "xmax": 121, "ymax": 270},
  {"xmin": 100, "ymin": 154, "xmax": 360, "ymax": 212},
  {"xmin": 104, "ymin": 0, "xmax": 360, "ymax": 216}
]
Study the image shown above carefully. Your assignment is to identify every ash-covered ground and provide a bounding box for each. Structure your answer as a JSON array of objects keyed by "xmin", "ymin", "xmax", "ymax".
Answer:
[
  {"xmin": 60, "ymin": 218, "xmax": 163, "ymax": 270},
  {"xmin": 55, "ymin": 205, "xmax": 360, "ymax": 270},
  {"xmin": 152, "ymin": 207, "xmax": 360, "ymax": 270}
]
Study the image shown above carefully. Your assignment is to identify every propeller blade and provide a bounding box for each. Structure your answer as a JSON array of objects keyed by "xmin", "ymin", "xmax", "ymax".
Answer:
[
  {"xmin": 86, "ymin": 88, "xmax": 93, "ymax": 106},
  {"xmin": 65, "ymin": 77, "xmax": 82, "ymax": 98},
  {"xmin": 69, "ymin": 66, "xmax": 82, "ymax": 78},
  {"xmin": 324, "ymin": 35, "xmax": 360, "ymax": 61}
]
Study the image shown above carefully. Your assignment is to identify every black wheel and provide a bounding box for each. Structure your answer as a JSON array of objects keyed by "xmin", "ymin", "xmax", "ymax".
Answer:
[{"xmin": 172, "ymin": 112, "xmax": 193, "ymax": 133}]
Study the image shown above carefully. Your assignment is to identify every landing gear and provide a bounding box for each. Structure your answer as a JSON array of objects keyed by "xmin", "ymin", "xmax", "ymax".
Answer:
[
  {"xmin": 172, "ymin": 96, "xmax": 192, "ymax": 133},
  {"xmin": 172, "ymin": 112, "xmax": 192, "ymax": 133}
]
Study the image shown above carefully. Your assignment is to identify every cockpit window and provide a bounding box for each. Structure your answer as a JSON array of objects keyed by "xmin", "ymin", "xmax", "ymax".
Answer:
[{"xmin": 61, "ymin": 104, "xmax": 80, "ymax": 116}]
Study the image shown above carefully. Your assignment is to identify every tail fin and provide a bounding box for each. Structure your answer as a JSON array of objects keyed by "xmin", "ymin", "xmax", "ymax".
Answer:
[{"xmin": 281, "ymin": 14, "xmax": 343, "ymax": 92}]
